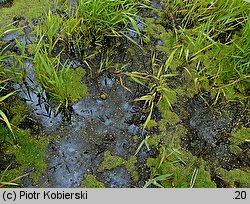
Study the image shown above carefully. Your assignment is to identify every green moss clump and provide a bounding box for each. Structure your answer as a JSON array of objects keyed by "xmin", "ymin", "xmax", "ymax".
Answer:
[
  {"xmin": 145, "ymin": 119, "xmax": 157, "ymax": 130},
  {"xmin": 159, "ymin": 110, "xmax": 180, "ymax": 126},
  {"xmin": 157, "ymin": 32, "xmax": 177, "ymax": 52},
  {"xmin": 0, "ymin": 168, "xmax": 21, "ymax": 187},
  {"xmin": 146, "ymin": 156, "xmax": 189, "ymax": 188},
  {"xmin": 148, "ymin": 123, "xmax": 186, "ymax": 149},
  {"xmin": 146, "ymin": 150, "xmax": 189, "ymax": 188},
  {"xmin": 10, "ymin": 101, "xmax": 30, "ymax": 126},
  {"xmin": 88, "ymin": 154, "xmax": 139, "ymax": 183},
  {"xmin": 230, "ymin": 127, "xmax": 250, "ymax": 146},
  {"xmin": 0, "ymin": 125, "xmax": 50, "ymax": 185},
  {"xmin": 125, "ymin": 156, "xmax": 139, "ymax": 182},
  {"xmin": 146, "ymin": 148, "xmax": 216, "ymax": 188},
  {"xmin": 157, "ymin": 89, "xmax": 177, "ymax": 118},
  {"xmin": 12, "ymin": 133, "xmax": 47, "ymax": 172},
  {"xmin": 194, "ymin": 163, "xmax": 216, "ymax": 188},
  {"xmin": 143, "ymin": 18, "xmax": 166, "ymax": 43},
  {"xmin": 228, "ymin": 127, "xmax": 250, "ymax": 155},
  {"xmin": 229, "ymin": 144, "xmax": 242, "ymax": 155},
  {"xmin": 165, "ymin": 125, "xmax": 186, "ymax": 148},
  {"xmin": 10, "ymin": 132, "xmax": 48, "ymax": 184},
  {"xmin": 174, "ymin": 69, "xmax": 198, "ymax": 99},
  {"xmin": 97, "ymin": 151, "xmax": 126, "ymax": 172},
  {"xmin": 0, "ymin": 0, "xmax": 50, "ymax": 27},
  {"xmin": 67, "ymin": 68, "xmax": 88, "ymax": 103},
  {"xmin": 218, "ymin": 168, "xmax": 250, "ymax": 188},
  {"xmin": 80, "ymin": 174, "xmax": 105, "ymax": 188},
  {"xmin": 147, "ymin": 134, "xmax": 163, "ymax": 148}
]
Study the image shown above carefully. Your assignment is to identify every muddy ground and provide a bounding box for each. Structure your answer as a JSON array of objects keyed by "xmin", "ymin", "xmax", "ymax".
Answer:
[
  {"xmin": 19, "ymin": 73, "xmax": 152, "ymax": 187},
  {"xmin": 0, "ymin": 0, "xmax": 249, "ymax": 188}
]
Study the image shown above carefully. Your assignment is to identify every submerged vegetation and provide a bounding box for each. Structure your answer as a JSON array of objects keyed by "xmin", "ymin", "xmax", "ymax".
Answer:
[{"xmin": 0, "ymin": 0, "xmax": 249, "ymax": 188}]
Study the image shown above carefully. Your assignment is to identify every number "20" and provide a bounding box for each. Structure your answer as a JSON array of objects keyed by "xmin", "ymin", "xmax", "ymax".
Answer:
[{"xmin": 234, "ymin": 191, "xmax": 246, "ymax": 199}]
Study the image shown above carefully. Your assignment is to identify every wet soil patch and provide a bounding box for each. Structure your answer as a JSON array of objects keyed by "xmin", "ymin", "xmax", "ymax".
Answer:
[
  {"xmin": 18, "ymin": 73, "xmax": 153, "ymax": 187},
  {"xmin": 182, "ymin": 93, "xmax": 250, "ymax": 171},
  {"xmin": 0, "ymin": 17, "xmax": 161, "ymax": 187},
  {"xmin": 1, "ymin": 1, "xmax": 249, "ymax": 188}
]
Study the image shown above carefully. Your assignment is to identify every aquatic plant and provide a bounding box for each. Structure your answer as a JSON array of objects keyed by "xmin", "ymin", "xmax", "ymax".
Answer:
[
  {"xmin": 0, "ymin": 124, "xmax": 50, "ymax": 185},
  {"xmin": 77, "ymin": 0, "xmax": 141, "ymax": 43},
  {"xmin": 0, "ymin": 0, "xmax": 249, "ymax": 189},
  {"xmin": 0, "ymin": 80, "xmax": 16, "ymax": 143},
  {"xmin": 97, "ymin": 151, "xmax": 126, "ymax": 172},
  {"xmin": 130, "ymin": 52, "xmax": 177, "ymax": 127},
  {"xmin": 34, "ymin": 51, "xmax": 88, "ymax": 117},
  {"xmin": 217, "ymin": 168, "xmax": 250, "ymax": 188},
  {"xmin": 145, "ymin": 146, "xmax": 216, "ymax": 188},
  {"xmin": 0, "ymin": 26, "xmax": 18, "ymax": 143},
  {"xmin": 36, "ymin": 0, "xmax": 144, "ymax": 57},
  {"xmin": 37, "ymin": 9, "xmax": 64, "ymax": 55},
  {"xmin": 80, "ymin": 174, "xmax": 105, "ymax": 188},
  {"xmin": 167, "ymin": 0, "xmax": 249, "ymax": 101},
  {"xmin": 128, "ymin": 53, "xmax": 177, "ymax": 154}
]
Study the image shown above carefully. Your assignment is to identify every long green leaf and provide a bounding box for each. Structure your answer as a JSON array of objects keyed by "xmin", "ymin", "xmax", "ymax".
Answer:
[
  {"xmin": 0, "ymin": 91, "xmax": 16, "ymax": 103},
  {"xmin": 165, "ymin": 48, "xmax": 178, "ymax": 71},
  {"xmin": 0, "ymin": 110, "xmax": 16, "ymax": 142}
]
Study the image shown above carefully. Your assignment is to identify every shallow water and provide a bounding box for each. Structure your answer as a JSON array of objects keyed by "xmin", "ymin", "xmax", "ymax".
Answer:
[
  {"xmin": 13, "ymin": 60, "xmax": 62, "ymax": 130},
  {"xmin": 1, "ymin": 1, "xmax": 249, "ymax": 188},
  {"xmin": 17, "ymin": 66, "xmax": 148, "ymax": 187},
  {"xmin": 1, "ymin": 15, "xmax": 152, "ymax": 187}
]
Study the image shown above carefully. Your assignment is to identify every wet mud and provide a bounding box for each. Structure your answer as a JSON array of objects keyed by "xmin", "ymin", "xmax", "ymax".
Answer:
[
  {"xmin": 183, "ymin": 93, "xmax": 250, "ymax": 171},
  {"xmin": 0, "ymin": 0, "xmax": 249, "ymax": 188},
  {"xmin": 17, "ymin": 67, "xmax": 150, "ymax": 187}
]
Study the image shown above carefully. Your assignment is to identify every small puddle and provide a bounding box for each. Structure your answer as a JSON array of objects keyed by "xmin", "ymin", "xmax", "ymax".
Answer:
[
  {"xmin": 39, "ymin": 74, "xmax": 148, "ymax": 187},
  {"xmin": 13, "ymin": 59, "xmax": 148, "ymax": 187}
]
